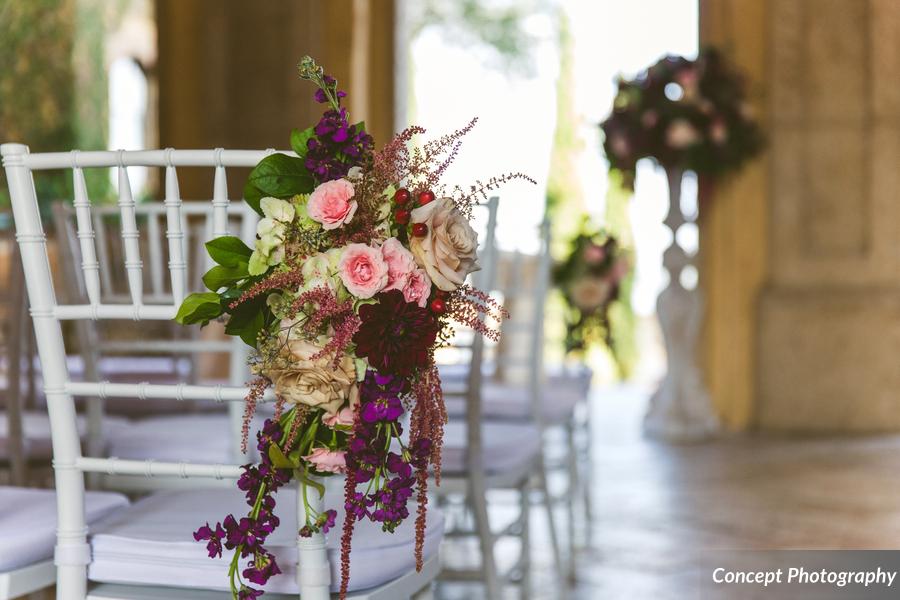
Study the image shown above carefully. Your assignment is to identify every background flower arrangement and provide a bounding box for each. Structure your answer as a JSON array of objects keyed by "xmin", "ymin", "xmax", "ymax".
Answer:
[
  {"xmin": 177, "ymin": 56, "xmax": 528, "ymax": 600},
  {"xmin": 553, "ymin": 227, "xmax": 630, "ymax": 357},
  {"xmin": 600, "ymin": 47, "xmax": 763, "ymax": 188}
]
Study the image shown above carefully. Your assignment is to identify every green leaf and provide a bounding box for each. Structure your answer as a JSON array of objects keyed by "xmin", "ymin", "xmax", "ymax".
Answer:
[
  {"xmin": 246, "ymin": 153, "xmax": 315, "ymax": 212},
  {"xmin": 297, "ymin": 469, "xmax": 327, "ymax": 498},
  {"xmin": 290, "ymin": 127, "xmax": 315, "ymax": 158},
  {"xmin": 225, "ymin": 296, "xmax": 266, "ymax": 346},
  {"xmin": 353, "ymin": 121, "xmax": 367, "ymax": 134},
  {"xmin": 175, "ymin": 292, "xmax": 222, "ymax": 326},
  {"xmin": 268, "ymin": 443, "xmax": 298, "ymax": 469},
  {"xmin": 205, "ymin": 236, "xmax": 253, "ymax": 268},
  {"xmin": 243, "ymin": 180, "xmax": 265, "ymax": 215},
  {"xmin": 202, "ymin": 264, "xmax": 249, "ymax": 292}
]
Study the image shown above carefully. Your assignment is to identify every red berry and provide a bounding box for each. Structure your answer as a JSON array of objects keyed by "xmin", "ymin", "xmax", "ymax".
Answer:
[
  {"xmin": 393, "ymin": 188, "xmax": 411, "ymax": 205},
  {"xmin": 411, "ymin": 223, "xmax": 428, "ymax": 237},
  {"xmin": 417, "ymin": 190, "xmax": 435, "ymax": 206},
  {"xmin": 430, "ymin": 298, "xmax": 447, "ymax": 314},
  {"xmin": 395, "ymin": 209, "xmax": 410, "ymax": 225},
  {"xmin": 434, "ymin": 289, "xmax": 448, "ymax": 299}
]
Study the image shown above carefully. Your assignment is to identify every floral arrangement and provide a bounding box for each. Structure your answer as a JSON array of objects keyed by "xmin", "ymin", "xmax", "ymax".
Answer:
[
  {"xmin": 176, "ymin": 56, "xmax": 526, "ymax": 600},
  {"xmin": 553, "ymin": 229, "xmax": 630, "ymax": 355},
  {"xmin": 601, "ymin": 48, "xmax": 763, "ymax": 187}
]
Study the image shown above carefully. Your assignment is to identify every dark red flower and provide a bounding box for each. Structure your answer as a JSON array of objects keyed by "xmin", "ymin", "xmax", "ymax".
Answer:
[{"xmin": 353, "ymin": 290, "xmax": 437, "ymax": 377}]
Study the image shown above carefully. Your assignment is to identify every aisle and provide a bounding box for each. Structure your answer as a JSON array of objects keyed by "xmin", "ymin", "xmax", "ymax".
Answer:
[
  {"xmin": 575, "ymin": 385, "xmax": 900, "ymax": 599},
  {"xmin": 444, "ymin": 384, "xmax": 900, "ymax": 599}
]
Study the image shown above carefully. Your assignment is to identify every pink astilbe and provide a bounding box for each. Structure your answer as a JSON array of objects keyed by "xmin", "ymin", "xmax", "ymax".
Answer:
[
  {"xmin": 451, "ymin": 171, "xmax": 537, "ymax": 218},
  {"xmin": 241, "ymin": 376, "xmax": 271, "ymax": 453},
  {"xmin": 409, "ymin": 366, "xmax": 446, "ymax": 569},
  {"xmin": 229, "ymin": 268, "xmax": 304, "ymax": 310},
  {"xmin": 286, "ymin": 285, "xmax": 361, "ymax": 368},
  {"xmin": 445, "ymin": 285, "xmax": 509, "ymax": 343}
]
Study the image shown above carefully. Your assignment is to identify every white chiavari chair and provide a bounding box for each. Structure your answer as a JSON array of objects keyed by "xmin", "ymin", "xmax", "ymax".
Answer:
[
  {"xmin": 435, "ymin": 198, "xmax": 563, "ymax": 599},
  {"xmin": 51, "ymin": 199, "xmax": 258, "ymax": 474},
  {"xmin": 2, "ymin": 143, "xmax": 442, "ymax": 600},
  {"xmin": 441, "ymin": 218, "xmax": 594, "ymax": 581}
]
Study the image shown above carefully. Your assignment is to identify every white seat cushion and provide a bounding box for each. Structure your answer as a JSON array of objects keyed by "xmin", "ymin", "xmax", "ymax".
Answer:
[
  {"xmin": 107, "ymin": 414, "xmax": 258, "ymax": 464},
  {"xmin": 444, "ymin": 381, "xmax": 585, "ymax": 424},
  {"xmin": 0, "ymin": 487, "xmax": 129, "ymax": 572},
  {"xmin": 88, "ymin": 484, "xmax": 444, "ymax": 594},
  {"xmin": 441, "ymin": 421, "xmax": 542, "ymax": 474},
  {"xmin": 0, "ymin": 412, "xmax": 130, "ymax": 462}
]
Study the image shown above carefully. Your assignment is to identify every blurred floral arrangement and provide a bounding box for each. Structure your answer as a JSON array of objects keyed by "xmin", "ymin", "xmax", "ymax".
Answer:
[
  {"xmin": 601, "ymin": 48, "xmax": 763, "ymax": 187},
  {"xmin": 553, "ymin": 228, "xmax": 630, "ymax": 355},
  {"xmin": 177, "ymin": 56, "xmax": 528, "ymax": 600}
]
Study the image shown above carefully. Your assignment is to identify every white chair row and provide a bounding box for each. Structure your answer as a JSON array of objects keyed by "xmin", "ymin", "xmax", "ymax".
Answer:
[{"xmin": 2, "ymin": 144, "xmax": 442, "ymax": 600}]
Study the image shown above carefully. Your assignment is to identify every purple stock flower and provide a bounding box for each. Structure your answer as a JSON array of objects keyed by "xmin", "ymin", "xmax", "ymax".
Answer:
[
  {"xmin": 238, "ymin": 586, "xmax": 264, "ymax": 600},
  {"xmin": 193, "ymin": 522, "xmax": 226, "ymax": 558},
  {"xmin": 243, "ymin": 552, "xmax": 282, "ymax": 586},
  {"xmin": 320, "ymin": 509, "xmax": 337, "ymax": 534},
  {"xmin": 305, "ymin": 107, "xmax": 373, "ymax": 183},
  {"xmin": 361, "ymin": 396, "xmax": 404, "ymax": 423}
]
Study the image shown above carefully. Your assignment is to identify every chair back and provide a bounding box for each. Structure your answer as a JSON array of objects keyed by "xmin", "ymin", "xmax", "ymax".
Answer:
[
  {"xmin": 51, "ymin": 199, "xmax": 258, "ymax": 462},
  {"xmin": 440, "ymin": 197, "xmax": 500, "ymax": 472},
  {"xmin": 490, "ymin": 218, "xmax": 552, "ymax": 425},
  {"xmin": 0, "ymin": 144, "xmax": 334, "ymax": 600}
]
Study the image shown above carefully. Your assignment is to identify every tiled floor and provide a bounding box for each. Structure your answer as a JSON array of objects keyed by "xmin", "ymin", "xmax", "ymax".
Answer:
[{"xmin": 441, "ymin": 384, "xmax": 900, "ymax": 599}]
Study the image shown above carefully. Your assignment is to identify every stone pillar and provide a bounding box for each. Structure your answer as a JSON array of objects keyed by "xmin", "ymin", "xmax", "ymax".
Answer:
[
  {"xmin": 699, "ymin": 0, "xmax": 769, "ymax": 430},
  {"xmin": 756, "ymin": 0, "xmax": 900, "ymax": 431}
]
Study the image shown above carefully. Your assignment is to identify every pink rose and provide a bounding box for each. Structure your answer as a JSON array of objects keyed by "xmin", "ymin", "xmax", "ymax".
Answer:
[
  {"xmin": 338, "ymin": 243, "xmax": 389, "ymax": 298},
  {"xmin": 303, "ymin": 447, "xmax": 347, "ymax": 474},
  {"xmin": 583, "ymin": 244, "xmax": 606, "ymax": 265},
  {"xmin": 381, "ymin": 237, "xmax": 417, "ymax": 292},
  {"xmin": 403, "ymin": 268, "xmax": 432, "ymax": 308},
  {"xmin": 322, "ymin": 406, "xmax": 355, "ymax": 428},
  {"xmin": 308, "ymin": 179, "xmax": 357, "ymax": 230}
]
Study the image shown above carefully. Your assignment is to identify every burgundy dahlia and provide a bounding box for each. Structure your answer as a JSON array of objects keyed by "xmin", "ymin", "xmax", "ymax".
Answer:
[{"xmin": 352, "ymin": 290, "xmax": 438, "ymax": 377}]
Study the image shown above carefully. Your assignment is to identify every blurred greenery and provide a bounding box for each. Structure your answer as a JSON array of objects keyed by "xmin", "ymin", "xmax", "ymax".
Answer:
[
  {"xmin": 603, "ymin": 169, "xmax": 638, "ymax": 378},
  {"xmin": 410, "ymin": 0, "xmax": 547, "ymax": 76},
  {"xmin": 545, "ymin": 10, "xmax": 584, "ymax": 256},
  {"xmin": 0, "ymin": 0, "xmax": 125, "ymax": 213}
]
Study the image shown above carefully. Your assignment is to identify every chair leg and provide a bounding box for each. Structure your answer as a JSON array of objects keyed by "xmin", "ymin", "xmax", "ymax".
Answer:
[
  {"xmin": 579, "ymin": 408, "xmax": 594, "ymax": 551},
  {"xmin": 470, "ymin": 474, "xmax": 502, "ymax": 599},
  {"xmin": 565, "ymin": 421, "xmax": 579, "ymax": 582},
  {"xmin": 520, "ymin": 479, "xmax": 531, "ymax": 600},
  {"xmin": 536, "ymin": 454, "xmax": 564, "ymax": 591}
]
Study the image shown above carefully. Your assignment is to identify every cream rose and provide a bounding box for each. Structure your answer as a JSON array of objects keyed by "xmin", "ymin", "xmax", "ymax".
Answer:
[
  {"xmin": 409, "ymin": 198, "xmax": 480, "ymax": 291},
  {"xmin": 268, "ymin": 339, "xmax": 358, "ymax": 415},
  {"xmin": 570, "ymin": 277, "xmax": 612, "ymax": 311}
]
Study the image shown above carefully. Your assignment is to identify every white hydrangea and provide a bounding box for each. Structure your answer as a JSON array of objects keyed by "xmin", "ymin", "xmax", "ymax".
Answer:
[{"xmin": 248, "ymin": 197, "xmax": 296, "ymax": 275}]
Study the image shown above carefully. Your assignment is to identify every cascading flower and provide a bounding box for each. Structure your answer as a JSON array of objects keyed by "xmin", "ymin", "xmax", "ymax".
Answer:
[{"xmin": 177, "ymin": 54, "xmax": 518, "ymax": 600}]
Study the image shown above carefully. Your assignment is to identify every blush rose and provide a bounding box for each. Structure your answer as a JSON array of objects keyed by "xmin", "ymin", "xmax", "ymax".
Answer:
[
  {"xmin": 338, "ymin": 243, "xmax": 389, "ymax": 298},
  {"xmin": 307, "ymin": 179, "xmax": 357, "ymax": 230}
]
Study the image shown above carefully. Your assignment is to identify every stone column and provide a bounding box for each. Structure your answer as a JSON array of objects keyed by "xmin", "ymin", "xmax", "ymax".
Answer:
[{"xmin": 757, "ymin": 0, "xmax": 900, "ymax": 431}]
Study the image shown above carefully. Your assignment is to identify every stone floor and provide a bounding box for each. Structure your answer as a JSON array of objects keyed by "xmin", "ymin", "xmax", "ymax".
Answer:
[{"xmin": 440, "ymin": 384, "xmax": 900, "ymax": 599}]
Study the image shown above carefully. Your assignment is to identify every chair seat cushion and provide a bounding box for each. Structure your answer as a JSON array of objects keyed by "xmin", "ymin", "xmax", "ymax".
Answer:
[
  {"xmin": 441, "ymin": 421, "xmax": 542, "ymax": 474},
  {"xmin": 444, "ymin": 382, "xmax": 585, "ymax": 424},
  {"xmin": 106, "ymin": 414, "xmax": 257, "ymax": 464},
  {"xmin": 88, "ymin": 484, "xmax": 444, "ymax": 594},
  {"xmin": 0, "ymin": 412, "xmax": 130, "ymax": 462},
  {"xmin": 0, "ymin": 487, "xmax": 129, "ymax": 572}
]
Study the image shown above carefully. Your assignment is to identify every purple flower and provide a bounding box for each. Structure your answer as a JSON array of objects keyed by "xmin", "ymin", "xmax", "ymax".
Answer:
[
  {"xmin": 243, "ymin": 552, "xmax": 282, "ymax": 586},
  {"xmin": 305, "ymin": 108, "xmax": 373, "ymax": 184},
  {"xmin": 193, "ymin": 522, "xmax": 225, "ymax": 558},
  {"xmin": 361, "ymin": 396, "xmax": 404, "ymax": 423},
  {"xmin": 238, "ymin": 586, "xmax": 264, "ymax": 600},
  {"xmin": 320, "ymin": 509, "xmax": 337, "ymax": 534}
]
